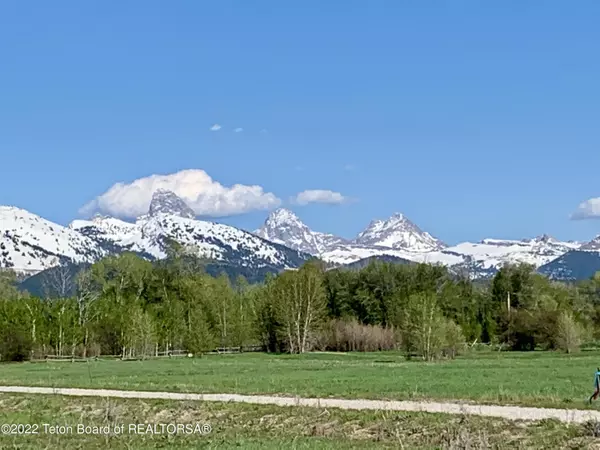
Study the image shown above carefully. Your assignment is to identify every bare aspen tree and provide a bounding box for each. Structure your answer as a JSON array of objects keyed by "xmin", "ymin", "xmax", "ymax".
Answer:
[
  {"xmin": 41, "ymin": 258, "xmax": 73, "ymax": 298},
  {"xmin": 23, "ymin": 298, "xmax": 40, "ymax": 358},
  {"xmin": 75, "ymin": 268, "xmax": 100, "ymax": 357}
]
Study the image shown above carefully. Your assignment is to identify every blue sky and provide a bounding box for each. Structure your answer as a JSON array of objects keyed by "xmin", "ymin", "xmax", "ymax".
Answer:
[{"xmin": 1, "ymin": 1, "xmax": 600, "ymax": 245}]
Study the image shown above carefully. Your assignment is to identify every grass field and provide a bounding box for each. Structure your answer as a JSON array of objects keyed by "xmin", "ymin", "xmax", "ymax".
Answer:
[
  {"xmin": 0, "ymin": 393, "xmax": 598, "ymax": 449},
  {"xmin": 0, "ymin": 350, "xmax": 599, "ymax": 409}
]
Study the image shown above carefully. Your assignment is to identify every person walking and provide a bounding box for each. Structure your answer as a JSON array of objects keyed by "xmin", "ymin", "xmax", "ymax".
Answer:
[{"xmin": 589, "ymin": 368, "xmax": 600, "ymax": 404}]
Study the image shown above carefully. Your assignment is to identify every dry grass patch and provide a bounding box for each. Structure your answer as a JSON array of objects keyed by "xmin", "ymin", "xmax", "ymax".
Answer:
[{"xmin": 0, "ymin": 394, "xmax": 599, "ymax": 448}]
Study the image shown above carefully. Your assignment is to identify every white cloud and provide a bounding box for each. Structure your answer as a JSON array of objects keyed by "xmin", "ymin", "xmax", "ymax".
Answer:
[
  {"xmin": 571, "ymin": 197, "xmax": 600, "ymax": 220},
  {"xmin": 80, "ymin": 169, "xmax": 281, "ymax": 219},
  {"xmin": 234, "ymin": 128, "xmax": 243, "ymax": 133},
  {"xmin": 292, "ymin": 189, "xmax": 349, "ymax": 206},
  {"xmin": 209, "ymin": 124, "xmax": 222, "ymax": 131},
  {"xmin": 343, "ymin": 164, "xmax": 355, "ymax": 171}
]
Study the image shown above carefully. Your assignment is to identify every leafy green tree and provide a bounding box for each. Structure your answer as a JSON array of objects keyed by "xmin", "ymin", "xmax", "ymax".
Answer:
[
  {"xmin": 254, "ymin": 275, "xmax": 281, "ymax": 352},
  {"xmin": 555, "ymin": 311, "xmax": 583, "ymax": 353},
  {"xmin": 0, "ymin": 293, "xmax": 36, "ymax": 361},
  {"xmin": 90, "ymin": 253, "xmax": 153, "ymax": 356},
  {"xmin": 126, "ymin": 306, "xmax": 156, "ymax": 358},
  {"xmin": 403, "ymin": 292, "xmax": 446, "ymax": 361},
  {"xmin": 274, "ymin": 263, "xmax": 327, "ymax": 353},
  {"xmin": 47, "ymin": 298, "xmax": 79, "ymax": 356},
  {"xmin": 439, "ymin": 277, "xmax": 481, "ymax": 342},
  {"xmin": 441, "ymin": 318, "xmax": 466, "ymax": 359},
  {"xmin": 0, "ymin": 269, "xmax": 19, "ymax": 300}
]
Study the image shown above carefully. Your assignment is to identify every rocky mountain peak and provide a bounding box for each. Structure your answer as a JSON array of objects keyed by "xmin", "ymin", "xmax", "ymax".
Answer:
[
  {"xmin": 264, "ymin": 208, "xmax": 304, "ymax": 228},
  {"xmin": 148, "ymin": 189, "xmax": 195, "ymax": 219},
  {"xmin": 354, "ymin": 212, "xmax": 446, "ymax": 252},
  {"xmin": 255, "ymin": 208, "xmax": 348, "ymax": 255},
  {"xmin": 389, "ymin": 212, "xmax": 405, "ymax": 221},
  {"xmin": 530, "ymin": 234, "xmax": 555, "ymax": 244}
]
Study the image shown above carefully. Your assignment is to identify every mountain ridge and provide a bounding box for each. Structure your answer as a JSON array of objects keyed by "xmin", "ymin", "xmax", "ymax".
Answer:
[
  {"xmin": 2, "ymin": 199, "xmax": 599, "ymax": 281},
  {"xmin": 254, "ymin": 208, "xmax": 593, "ymax": 278},
  {"xmin": 0, "ymin": 206, "xmax": 106, "ymax": 275},
  {"xmin": 2, "ymin": 192, "xmax": 311, "ymax": 276}
]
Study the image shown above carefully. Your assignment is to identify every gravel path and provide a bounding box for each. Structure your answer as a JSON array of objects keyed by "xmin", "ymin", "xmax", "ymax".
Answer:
[{"xmin": 1, "ymin": 385, "xmax": 599, "ymax": 424}]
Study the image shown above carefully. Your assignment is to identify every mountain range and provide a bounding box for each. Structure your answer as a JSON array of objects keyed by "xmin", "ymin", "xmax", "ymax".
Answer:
[
  {"xmin": 254, "ymin": 208, "xmax": 590, "ymax": 279},
  {"xmin": 1, "ymin": 190, "xmax": 309, "ymax": 279},
  {"xmin": 2, "ymin": 191, "xmax": 600, "ymax": 282}
]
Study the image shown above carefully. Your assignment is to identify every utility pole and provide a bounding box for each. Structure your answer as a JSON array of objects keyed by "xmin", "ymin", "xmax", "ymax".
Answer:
[{"xmin": 506, "ymin": 291, "xmax": 512, "ymax": 348}]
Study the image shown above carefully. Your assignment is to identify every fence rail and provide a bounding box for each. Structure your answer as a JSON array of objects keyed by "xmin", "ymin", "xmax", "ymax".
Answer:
[{"xmin": 28, "ymin": 345, "xmax": 264, "ymax": 363}]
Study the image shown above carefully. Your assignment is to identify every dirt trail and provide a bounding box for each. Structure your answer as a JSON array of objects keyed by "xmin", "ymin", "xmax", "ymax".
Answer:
[{"xmin": 0, "ymin": 385, "xmax": 598, "ymax": 424}]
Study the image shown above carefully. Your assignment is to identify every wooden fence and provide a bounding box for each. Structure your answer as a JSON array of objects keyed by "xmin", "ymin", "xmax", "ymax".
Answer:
[{"xmin": 29, "ymin": 345, "xmax": 265, "ymax": 363}]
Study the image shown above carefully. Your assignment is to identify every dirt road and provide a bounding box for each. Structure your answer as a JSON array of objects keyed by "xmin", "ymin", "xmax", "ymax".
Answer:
[{"xmin": 0, "ymin": 385, "xmax": 598, "ymax": 424}]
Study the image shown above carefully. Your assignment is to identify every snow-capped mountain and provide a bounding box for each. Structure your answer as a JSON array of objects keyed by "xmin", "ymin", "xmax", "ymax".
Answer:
[
  {"xmin": 255, "ymin": 209, "xmax": 458, "ymax": 267},
  {"xmin": 319, "ymin": 244, "xmax": 463, "ymax": 267},
  {"xmin": 69, "ymin": 215, "xmax": 156, "ymax": 257},
  {"xmin": 71, "ymin": 191, "xmax": 309, "ymax": 270},
  {"xmin": 255, "ymin": 209, "xmax": 447, "ymax": 258},
  {"xmin": 254, "ymin": 208, "xmax": 348, "ymax": 255},
  {"xmin": 354, "ymin": 213, "xmax": 446, "ymax": 252},
  {"xmin": 2, "ymin": 192, "xmax": 596, "ymax": 281},
  {"xmin": 1, "ymin": 191, "xmax": 309, "ymax": 276},
  {"xmin": 444, "ymin": 235, "xmax": 582, "ymax": 278},
  {"xmin": 0, "ymin": 206, "xmax": 106, "ymax": 274},
  {"xmin": 319, "ymin": 234, "xmax": 583, "ymax": 278},
  {"xmin": 253, "ymin": 208, "xmax": 585, "ymax": 277},
  {"xmin": 537, "ymin": 234, "xmax": 600, "ymax": 281},
  {"xmin": 580, "ymin": 235, "xmax": 600, "ymax": 252}
]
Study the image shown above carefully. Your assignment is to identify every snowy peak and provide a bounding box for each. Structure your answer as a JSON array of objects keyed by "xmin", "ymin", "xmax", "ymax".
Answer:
[
  {"xmin": 581, "ymin": 235, "xmax": 600, "ymax": 252},
  {"xmin": 4, "ymin": 198, "xmax": 595, "ymax": 281},
  {"xmin": 148, "ymin": 189, "xmax": 195, "ymax": 219},
  {"xmin": 0, "ymin": 206, "xmax": 105, "ymax": 274},
  {"xmin": 357, "ymin": 219, "xmax": 384, "ymax": 239},
  {"xmin": 69, "ymin": 215, "xmax": 150, "ymax": 257},
  {"xmin": 69, "ymin": 205, "xmax": 309, "ymax": 271},
  {"xmin": 262, "ymin": 208, "xmax": 305, "ymax": 229},
  {"xmin": 389, "ymin": 212, "xmax": 406, "ymax": 222},
  {"xmin": 255, "ymin": 208, "xmax": 348, "ymax": 255},
  {"xmin": 524, "ymin": 234, "xmax": 557, "ymax": 245},
  {"xmin": 69, "ymin": 205, "xmax": 309, "ymax": 269},
  {"xmin": 354, "ymin": 212, "xmax": 446, "ymax": 252}
]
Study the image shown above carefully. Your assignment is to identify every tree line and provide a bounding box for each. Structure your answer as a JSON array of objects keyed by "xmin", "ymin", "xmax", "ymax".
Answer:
[{"xmin": 1, "ymin": 250, "xmax": 600, "ymax": 362}]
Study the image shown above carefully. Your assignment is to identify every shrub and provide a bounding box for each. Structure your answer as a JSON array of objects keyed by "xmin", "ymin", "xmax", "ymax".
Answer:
[
  {"xmin": 441, "ymin": 318, "xmax": 466, "ymax": 359},
  {"xmin": 87, "ymin": 342, "xmax": 102, "ymax": 357},
  {"xmin": 555, "ymin": 311, "xmax": 583, "ymax": 354},
  {"xmin": 316, "ymin": 319, "xmax": 398, "ymax": 352},
  {"xmin": 402, "ymin": 292, "xmax": 446, "ymax": 361}
]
